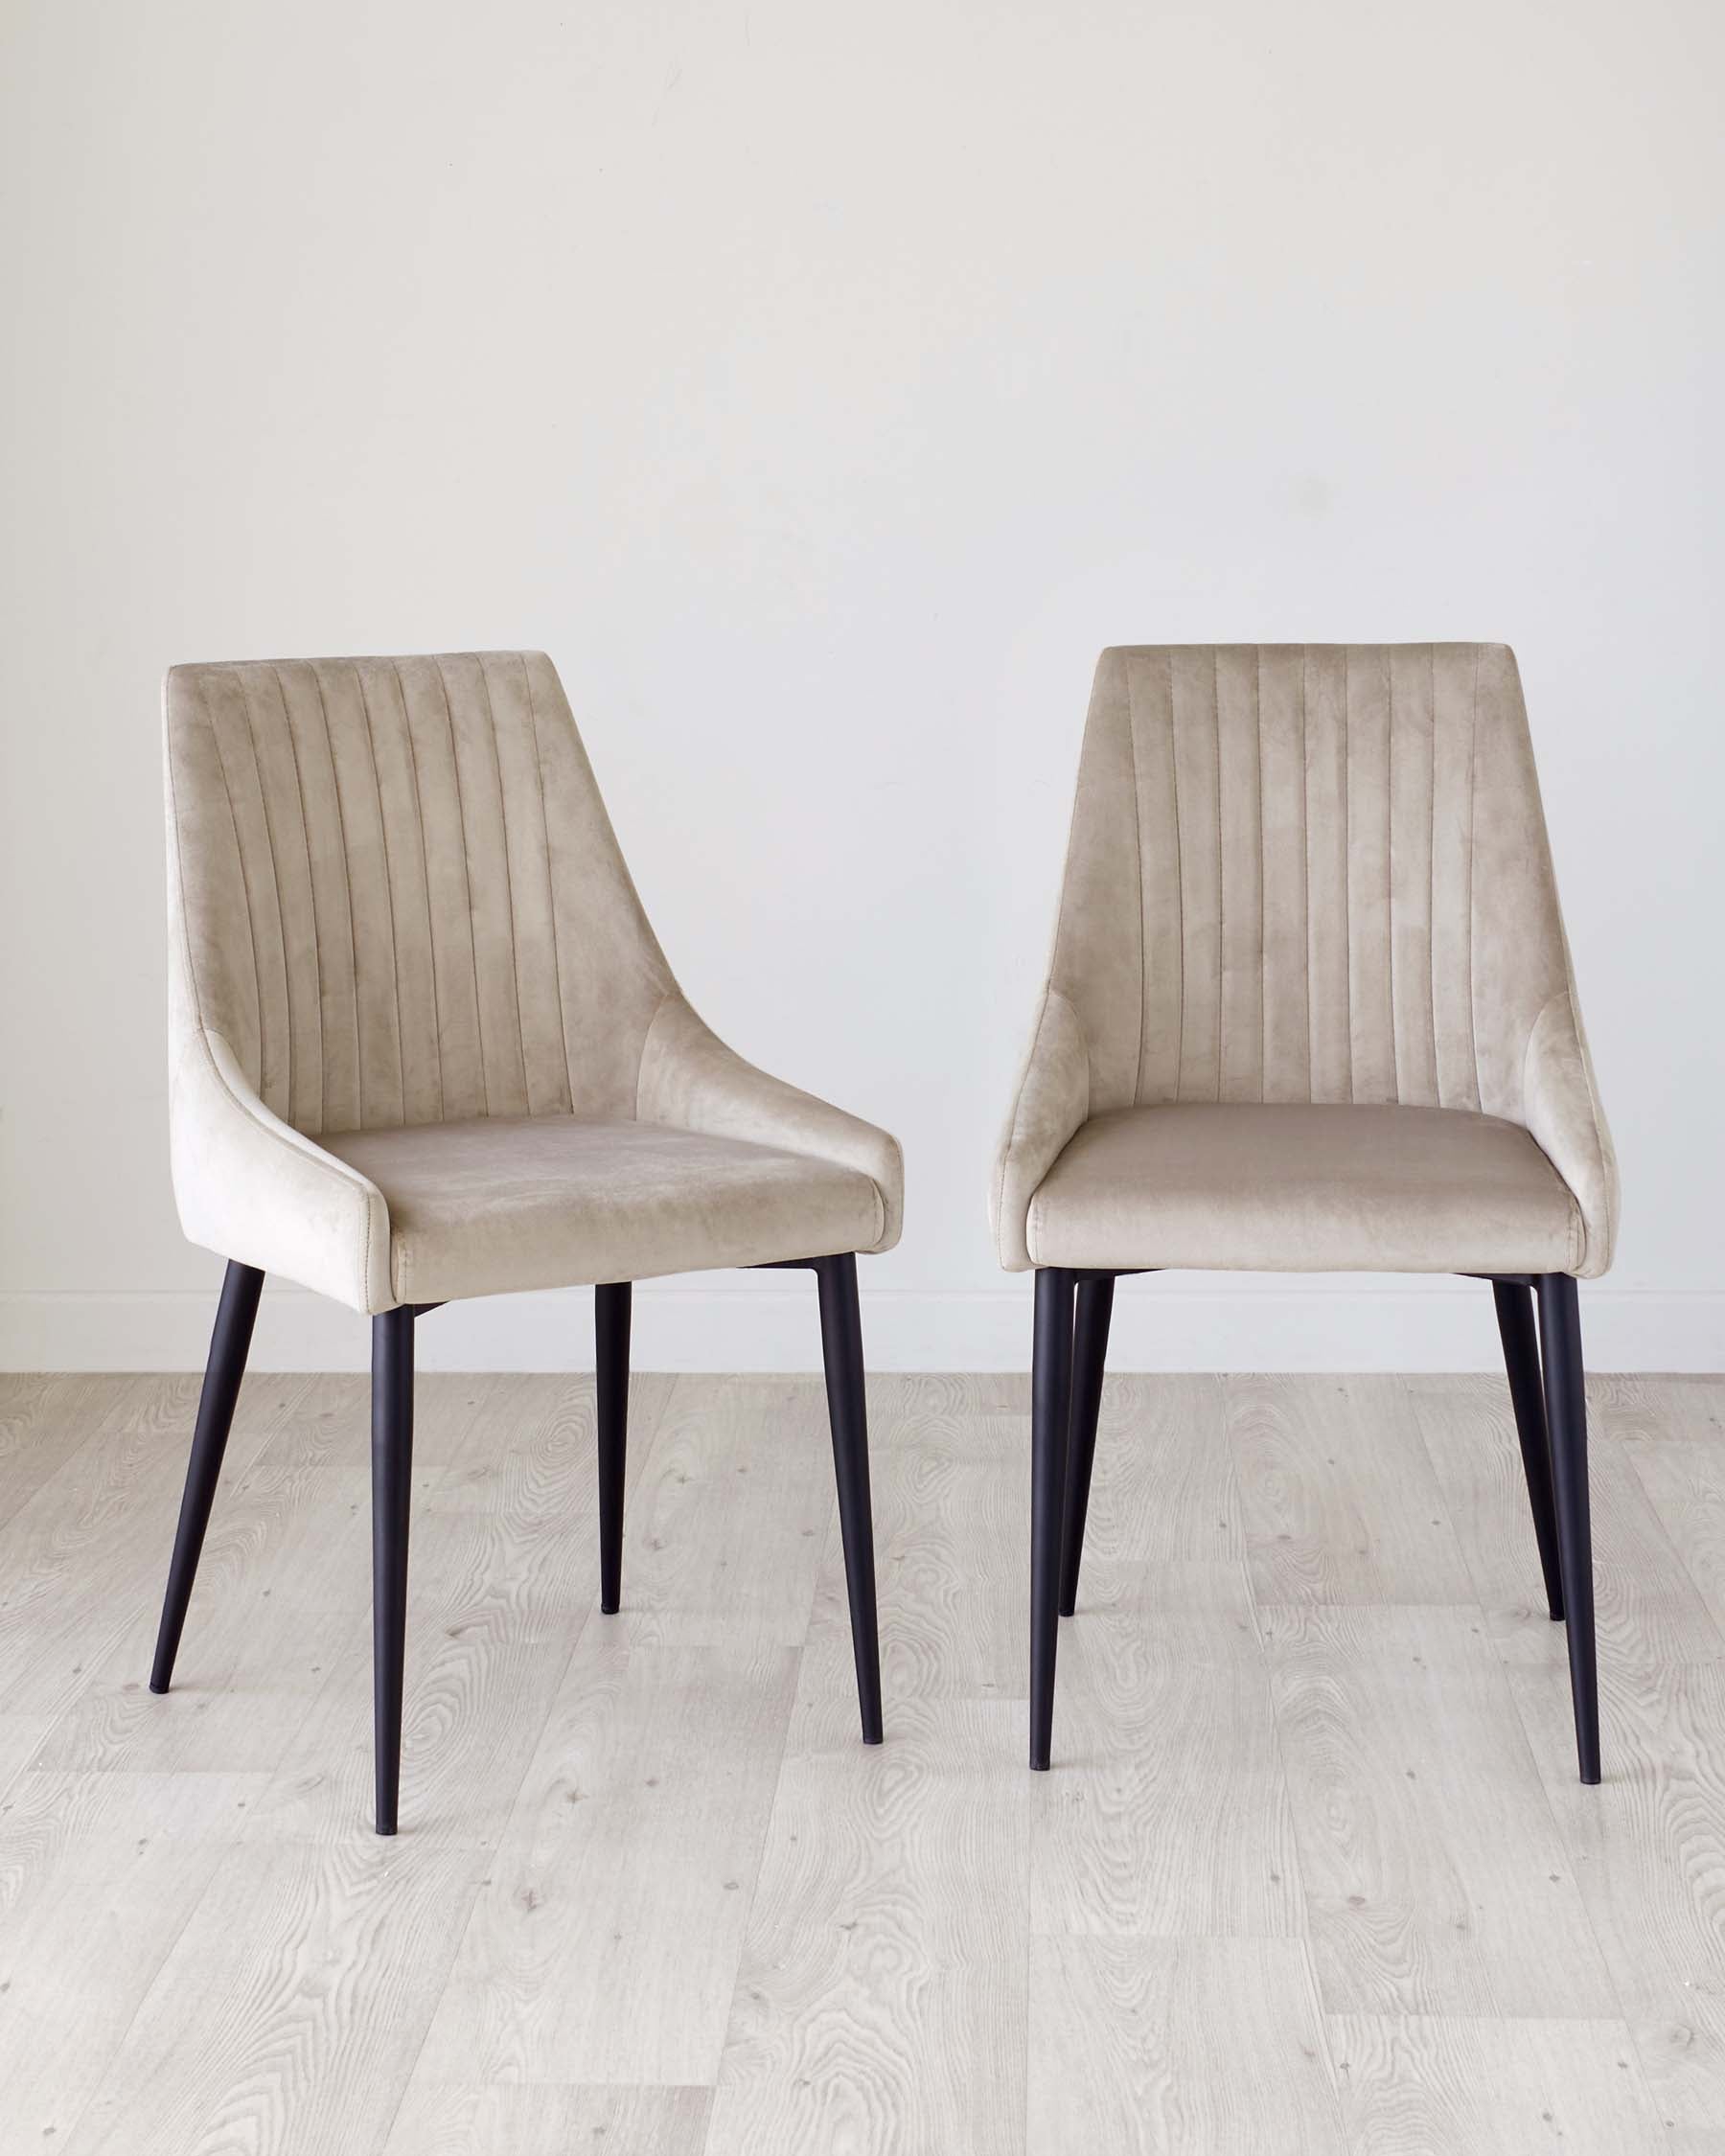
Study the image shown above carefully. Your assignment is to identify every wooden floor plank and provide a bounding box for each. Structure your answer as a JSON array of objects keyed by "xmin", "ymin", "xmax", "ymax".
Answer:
[
  {"xmin": 1614, "ymin": 1376, "xmax": 1725, "ymax": 1632},
  {"xmin": 1230, "ymin": 1376, "xmax": 1477, "ymax": 1608},
  {"xmin": 1259, "ymin": 1603, "xmax": 1617, "ymax": 2018},
  {"xmin": 0, "ymin": 1769, "xmax": 266, "ymax": 2152},
  {"xmin": 0, "ymin": 1370, "xmax": 1716, "ymax": 2154},
  {"xmin": 706, "ymin": 1689, "xmax": 1027, "ymax": 2156},
  {"xmin": 1328, "ymin": 2014, "xmax": 1668, "ymax": 2155},
  {"xmin": 1031, "ymin": 1612, "xmax": 1302, "ymax": 1939},
  {"xmin": 1026, "ymin": 1936, "xmax": 1346, "ymax": 2154},
  {"xmin": 1511, "ymin": 1652, "xmax": 1725, "ymax": 2145},
  {"xmin": 611, "ymin": 1377, "xmax": 837, "ymax": 1649},
  {"xmin": 0, "ymin": 1376, "xmax": 309, "ymax": 1723},
  {"xmin": 420, "ymin": 1631, "xmax": 798, "ymax": 2086},
  {"xmin": 1414, "ymin": 1373, "xmax": 1725, "ymax": 1677},
  {"xmin": 236, "ymin": 1380, "xmax": 623, "ymax": 1848},
  {"xmin": 0, "ymin": 1375, "xmax": 146, "ymax": 1527},
  {"xmin": 800, "ymin": 1436, "xmax": 1026, "ymax": 1704},
  {"xmin": 58, "ymin": 1837, "xmax": 485, "ymax": 2156},
  {"xmin": 424, "ymin": 1372, "xmax": 676, "ymax": 1515},
  {"xmin": 378, "ymin": 2080, "xmax": 711, "ymax": 2156}
]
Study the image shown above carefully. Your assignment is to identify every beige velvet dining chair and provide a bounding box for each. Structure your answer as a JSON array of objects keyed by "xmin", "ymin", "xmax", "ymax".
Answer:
[
  {"xmin": 993, "ymin": 644, "xmax": 1617, "ymax": 1783},
  {"xmin": 157, "ymin": 651, "xmax": 902, "ymax": 1832}
]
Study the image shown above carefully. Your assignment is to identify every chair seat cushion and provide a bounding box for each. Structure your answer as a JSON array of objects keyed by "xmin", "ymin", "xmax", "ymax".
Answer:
[
  {"xmin": 1026, "ymin": 1102, "xmax": 1581, "ymax": 1274},
  {"xmin": 321, "ymin": 1115, "xmax": 886, "ymax": 1304}
]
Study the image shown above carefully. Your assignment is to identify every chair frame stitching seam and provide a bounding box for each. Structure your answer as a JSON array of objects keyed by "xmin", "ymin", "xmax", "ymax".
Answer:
[{"xmin": 635, "ymin": 990, "xmax": 678, "ymax": 1121}]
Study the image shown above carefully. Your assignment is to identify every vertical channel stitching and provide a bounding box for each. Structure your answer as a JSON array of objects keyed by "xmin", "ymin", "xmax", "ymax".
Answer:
[
  {"xmin": 389, "ymin": 659, "xmax": 446, "ymax": 1124},
  {"xmin": 1466, "ymin": 643, "xmax": 1481, "ymax": 1110},
  {"xmin": 1427, "ymin": 643, "xmax": 1439, "ymax": 1109},
  {"xmin": 1212, "ymin": 648, "xmax": 1224, "ymax": 1100},
  {"xmin": 1386, "ymin": 648, "xmax": 1398, "ymax": 1104},
  {"xmin": 353, "ymin": 662, "xmax": 408, "ymax": 1128},
  {"xmin": 475, "ymin": 657, "xmax": 530, "ymax": 1115},
  {"xmin": 520, "ymin": 655, "xmax": 573, "ymax": 1113},
  {"xmin": 201, "ymin": 676, "xmax": 264, "ymax": 1096},
  {"xmin": 310, "ymin": 664, "xmax": 364, "ymax": 1128},
  {"xmin": 434, "ymin": 656, "xmax": 490, "ymax": 1117},
  {"xmin": 1300, "ymin": 646, "xmax": 1312, "ymax": 1100},
  {"xmin": 1168, "ymin": 649, "xmax": 1186, "ymax": 1101},
  {"xmin": 268, "ymin": 663, "xmax": 326, "ymax": 1135},
  {"xmin": 235, "ymin": 671, "xmax": 293, "ymax": 1124},
  {"xmin": 1123, "ymin": 655, "xmax": 1147, "ymax": 1106}
]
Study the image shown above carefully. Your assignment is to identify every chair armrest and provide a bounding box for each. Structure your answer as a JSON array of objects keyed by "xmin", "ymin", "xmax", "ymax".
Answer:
[
  {"xmin": 1521, "ymin": 991, "xmax": 1619, "ymax": 1278},
  {"xmin": 635, "ymin": 996, "xmax": 902, "ymax": 1253},
  {"xmin": 991, "ymin": 986, "xmax": 1091, "ymax": 1272},
  {"xmin": 170, "ymin": 1028, "xmax": 395, "ymax": 1312}
]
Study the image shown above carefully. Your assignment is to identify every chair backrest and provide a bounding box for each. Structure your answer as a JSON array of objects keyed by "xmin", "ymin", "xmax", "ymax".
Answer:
[
  {"xmin": 164, "ymin": 653, "xmax": 676, "ymax": 1135},
  {"xmin": 1048, "ymin": 642, "xmax": 1601, "ymax": 1129}
]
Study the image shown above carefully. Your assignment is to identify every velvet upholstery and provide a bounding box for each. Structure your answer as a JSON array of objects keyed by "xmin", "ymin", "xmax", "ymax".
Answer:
[
  {"xmin": 993, "ymin": 644, "xmax": 1616, "ymax": 1276},
  {"xmin": 166, "ymin": 653, "xmax": 902, "ymax": 1312},
  {"xmin": 322, "ymin": 1116, "xmax": 885, "ymax": 1306}
]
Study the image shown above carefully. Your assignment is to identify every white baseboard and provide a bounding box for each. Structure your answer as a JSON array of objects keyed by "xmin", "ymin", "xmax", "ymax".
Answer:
[{"xmin": 1, "ymin": 1281, "xmax": 1719, "ymax": 1374}]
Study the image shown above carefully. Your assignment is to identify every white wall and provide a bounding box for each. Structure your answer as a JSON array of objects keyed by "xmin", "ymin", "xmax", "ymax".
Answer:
[{"xmin": 3, "ymin": 0, "xmax": 1721, "ymax": 1373}]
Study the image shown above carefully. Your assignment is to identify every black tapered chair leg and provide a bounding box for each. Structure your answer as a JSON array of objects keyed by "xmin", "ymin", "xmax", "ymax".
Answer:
[
  {"xmin": 1491, "ymin": 1278, "xmax": 1565, "ymax": 1621},
  {"xmin": 815, "ymin": 1253, "xmax": 884, "ymax": 1745},
  {"xmin": 1030, "ymin": 1267, "xmax": 1075, "ymax": 1771},
  {"xmin": 372, "ymin": 1305, "xmax": 415, "ymax": 1835},
  {"xmin": 1058, "ymin": 1274, "xmax": 1115, "ymax": 1617},
  {"xmin": 150, "ymin": 1261, "xmax": 264, "ymax": 1694},
  {"xmin": 595, "ymin": 1282, "xmax": 631, "ymax": 1615},
  {"xmin": 1536, "ymin": 1273, "xmax": 1601, "ymax": 1784}
]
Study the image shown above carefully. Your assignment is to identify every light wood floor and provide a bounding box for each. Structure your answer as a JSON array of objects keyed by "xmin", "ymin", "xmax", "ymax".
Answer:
[{"xmin": 1, "ymin": 1368, "xmax": 1722, "ymax": 2154}]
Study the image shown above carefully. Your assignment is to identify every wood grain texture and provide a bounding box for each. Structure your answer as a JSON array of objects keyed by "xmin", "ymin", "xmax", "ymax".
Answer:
[
  {"xmin": 1414, "ymin": 1372, "xmax": 1725, "ymax": 1676},
  {"xmin": 1511, "ymin": 1651, "xmax": 1725, "ymax": 2144},
  {"xmin": 236, "ymin": 1379, "xmax": 656, "ymax": 1848},
  {"xmin": 614, "ymin": 1377, "xmax": 837, "ymax": 1648},
  {"xmin": 421, "ymin": 1632, "xmax": 798, "ymax": 2086},
  {"xmin": 0, "ymin": 1376, "xmax": 141, "ymax": 1526},
  {"xmin": 1230, "ymin": 1376, "xmax": 1477, "ymax": 1608},
  {"xmin": 0, "ymin": 1376, "xmax": 306, "ymax": 1721},
  {"xmin": 1613, "ymin": 1376, "xmax": 1725, "ymax": 1635},
  {"xmin": 1328, "ymin": 2014, "xmax": 1668, "ymax": 2154},
  {"xmin": 0, "ymin": 1371, "xmax": 1719, "ymax": 2155},
  {"xmin": 1027, "ymin": 1936, "xmax": 1346, "ymax": 2154},
  {"xmin": 1032, "ymin": 1612, "xmax": 1301, "ymax": 1938},
  {"xmin": 799, "ymin": 1436, "xmax": 1025, "ymax": 1703},
  {"xmin": 379, "ymin": 2079, "xmax": 712, "ymax": 2156},
  {"xmin": 0, "ymin": 1769, "xmax": 264, "ymax": 2154},
  {"xmin": 58, "ymin": 1837, "xmax": 485, "ymax": 2156},
  {"xmin": 706, "ymin": 1689, "xmax": 1026, "ymax": 2156},
  {"xmin": 1259, "ymin": 1603, "xmax": 1617, "ymax": 2018}
]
